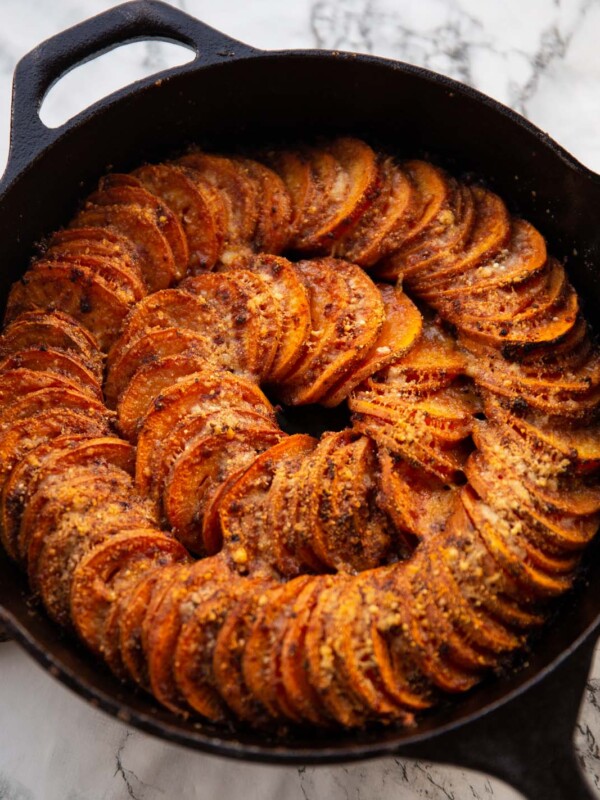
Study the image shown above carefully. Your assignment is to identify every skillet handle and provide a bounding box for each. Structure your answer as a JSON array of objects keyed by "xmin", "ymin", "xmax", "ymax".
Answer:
[
  {"xmin": 7, "ymin": 0, "xmax": 256, "ymax": 178},
  {"xmin": 0, "ymin": 619, "xmax": 11, "ymax": 642},
  {"xmin": 399, "ymin": 628, "xmax": 600, "ymax": 800}
]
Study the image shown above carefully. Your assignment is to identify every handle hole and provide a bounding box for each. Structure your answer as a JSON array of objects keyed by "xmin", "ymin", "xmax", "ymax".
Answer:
[{"xmin": 39, "ymin": 39, "xmax": 195, "ymax": 129}]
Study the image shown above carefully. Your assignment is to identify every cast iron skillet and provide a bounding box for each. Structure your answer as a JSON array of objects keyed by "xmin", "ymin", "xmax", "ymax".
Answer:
[{"xmin": 1, "ymin": 2, "xmax": 600, "ymax": 797}]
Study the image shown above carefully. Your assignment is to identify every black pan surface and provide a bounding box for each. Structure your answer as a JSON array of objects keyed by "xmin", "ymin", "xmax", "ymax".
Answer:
[{"xmin": 1, "ymin": 3, "xmax": 599, "ymax": 798}]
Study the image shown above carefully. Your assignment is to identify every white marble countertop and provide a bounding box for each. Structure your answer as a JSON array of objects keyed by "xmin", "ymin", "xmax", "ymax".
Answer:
[{"xmin": 0, "ymin": 1, "xmax": 599, "ymax": 798}]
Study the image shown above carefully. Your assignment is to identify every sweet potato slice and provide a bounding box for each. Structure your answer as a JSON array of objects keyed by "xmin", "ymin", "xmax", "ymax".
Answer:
[
  {"xmin": 350, "ymin": 392, "xmax": 471, "ymax": 484},
  {"xmin": 182, "ymin": 270, "xmax": 281, "ymax": 380},
  {"xmin": 106, "ymin": 289, "xmax": 210, "ymax": 370},
  {"xmin": 0, "ymin": 386, "xmax": 109, "ymax": 433},
  {"xmin": 268, "ymin": 434, "xmax": 339, "ymax": 576},
  {"xmin": 305, "ymin": 432, "xmax": 393, "ymax": 572},
  {"xmin": 322, "ymin": 285, "xmax": 423, "ymax": 406},
  {"xmin": 375, "ymin": 160, "xmax": 455, "ymax": 280},
  {"xmin": 278, "ymin": 576, "xmax": 333, "ymax": 724},
  {"xmin": 422, "ymin": 217, "xmax": 544, "ymax": 305},
  {"xmin": 174, "ymin": 576, "xmax": 255, "ymax": 720},
  {"xmin": 47, "ymin": 225, "xmax": 142, "ymax": 282},
  {"xmin": 5, "ymin": 263, "xmax": 131, "ymax": 350},
  {"xmin": 362, "ymin": 321, "xmax": 466, "ymax": 395},
  {"xmin": 108, "ymin": 282, "xmax": 267, "ymax": 381},
  {"xmin": 352, "ymin": 412, "xmax": 470, "ymax": 484},
  {"xmin": 36, "ymin": 491, "xmax": 157, "ymax": 628},
  {"xmin": 118, "ymin": 565, "xmax": 177, "ymax": 687},
  {"xmin": 132, "ymin": 163, "xmax": 222, "ymax": 271},
  {"xmin": 488, "ymin": 396, "xmax": 600, "ymax": 472},
  {"xmin": 461, "ymin": 487, "xmax": 573, "ymax": 598},
  {"xmin": 425, "ymin": 543, "xmax": 523, "ymax": 655},
  {"xmin": 448, "ymin": 263, "xmax": 553, "ymax": 325},
  {"xmin": 278, "ymin": 258, "xmax": 384, "ymax": 405},
  {"xmin": 0, "ymin": 407, "xmax": 110, "ymax": 506},
  {"xmin": 219, "ymin": 253, "xmax": 311, "ymax": 383},
  {"xmin": 104, "ymin": 327, "xmax": 212, "ymax": 409},
  {"xmin": 333, "ymin": 156, "xmax": 412, "ymax": 267},
  {"xmin": 117, "ymin": 353, "xmax": 213, "ymax": 440},
  {"xmin": 145, "ymin": 556, "xmax": 232, "ymax": 714},
  {"xmin": 466, "ymin": 451, "xmax": 596, "ymax": 556},
  {"xmin": 211, "ymin": 579, "xmax": 276, "ymax": 724},
  {"xmin": 407, "ymin": 555, "xmax": 493, "ymax": 675},
  {"xmin": 70, "ymin": 529, "xmax": 189, "ymax": 658},
  {"xmin": 0, "ymin": 367, "xmax": 94, "ymax": 412},
  {"xmin": 85, "ymin": 182, "xmax": 188, "ymax": 277},
  {"xmin": 440, "ymin": 505, "xmax": 545, "ymax": 629},
  {"xmin": 304, "ymin": 577, "xmax": 370, "ymax": 727},
  {"xmin": 23, "ymin": 464, "xmax": 135, "ymax": 586},
  {"xmin": 284, "ymin": 148, "xmax": 341, "ymax": 252},
  {"xmin": 469, "ymin": 345, "xmax": 600, "ymax": 409},
  {"xmin": 351, "ymin": 386, "xmax": 476, "ymax": 444},
  {"xmin": 219, "ymin": 435, "xmax": 317, "ymax": 576},
  {"xmin": 1, "ymin": 434, "xmax": 86, "ymax": 562},
  {"xmin": 49, "ymin": 225, "xmax": 139, "ymax": 265},
  {"xmin": 405, "ymin": 185, "xmax": 511, "ymax": 293},
  {"xmin": 350, "ymin": 570, "xmax": 435, "ymax": 711},
  {"xmin": 135, "ymin": 369, "xmax": 274, "ymax": 501},
  {"xmin": 383, "ymin": 556, "xmax": 483, "ymax": 693},
  {"xmin": 359, "ymin": 568, "xmax": 436, "ymax": 711},
  {"xmin": 232, "ymin": 157, "xmax": 292, "ymax": 254},
  {"xmin": 471, "ymin": 415, "xmax": 600, "ymax": 516},
  {"xmin": 0, "ymin": 348, "xmax": 102, "ymax": 400},
  {"xmin": 389, "ymin": 182, "xmax": 476, "ymax": 281},
  {"xmin": 46, "ymin": 251, "xmax": 146, "ymax": 304},
  {"xmin": 328, "ymin": 575, "xmax": 417, "ymax": 721},
  {"xmin": 2, "ymin": 435, "xmax": 135, "ymax": 563},
  {"xmin": 291, "ymin": 138, "xmax": 379, "ymax": 252},
  {"xmin": 72, "ymin": 203, "xmax": 177, "ymax": 291},
  {"xmin": 456, "ymin": 271, "xmax": 577, "ymax": 352},
  {"xmin": 475, "ymin": 403, "xmax": 600, "ymax": 516},
  {"xmin": 0, "ymin": 310, "xmax": 102, "ymax": 380},
  {"xmin": 454, "ymin": 254, "xmax": 558, "ymax": 320},
  {"xmin": 259, "ymin": 148, "xmax": 312, "ymax": 241},
  {"xmin": 265, "ymin": 434, "xmax": 319, "ymax": 578},
  {"xmin": 242, "ymin": 576, "xmax": 314, "ymax": 721},
  {"xmin": 164, "ymin": 427, "xmax": 284, "ymax": 555},
  {"xmin": 377, "ymin": 448, "xmax": 457, "ymax": 541},
  {"xmin": 176, "ymin": 151, "xmax": 258, "ymax": 259},
  {"xmin": 152, "ymin": 407, "xmax": 280, "ymax": 523}
]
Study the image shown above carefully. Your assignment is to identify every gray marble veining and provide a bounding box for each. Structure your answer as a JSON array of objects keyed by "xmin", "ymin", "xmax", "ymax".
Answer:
[{"xmin": 0, "ymin": 1, "xmax": 599, "ymax": 798}]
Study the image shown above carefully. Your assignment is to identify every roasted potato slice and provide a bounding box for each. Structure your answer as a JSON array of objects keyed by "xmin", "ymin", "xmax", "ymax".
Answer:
[
  {"xmin": 219, "ymin": 253, "xmax": 311, "ymax": 383},
  {"xmin": 144, "ymin": 556, "xmax": 232, "ymax": 714},
  {"xmin": 182, "ymin": 270, "xmax": 281, "ymax": 380},
  {"xmin": 278, "ymin": 258, "xmax": 384, "ymax": 405},
  {"xmin": 322, "ymin": 285, "xmax": 422, "ymax": 407},
  {"xmin": 0, "ymin": 347, "xmax": 102, "ymax": 400},
  {"xmin": 6, "ymin": 263, "xmax": 132, "ymax": 350},
  {"xmin": 70, "ymin": 529, "xmax": 189, "ymax": 659},
  {"xmin": 332, "ymin": 156, "xmax": 413, "ymax": 267},
  {"xmin": 132, "ymin": 163, "xmax": 223, "ymax": 272},
  {"xmin": 219, "ymin": 435, "xmax": 317, "ymax": 576},
  {"xmin": 164, "ymin": 426, "xmax": 284, "ymax": 555},
  {"xmin": 176, "ymin": 151, "xmax": 259, "ymax": 260},
  {"xmin": 211, "ymin": 579, "xmax": 276, "ymax": 724},
  {"xmin": 86, "ymin": 181, "xmax": 188, "ymax": 277},
  {"xmin": 135, "ymin": 369, "xmax": 274, "ymax": 502},
  {"xmin": 0, "ymin": 310, "xmax": 102, "ymax": 380},
  {"xmin": 72, "ymin": 203, "xmax": 177, "ymax": 291},
  {"xmin": 174, "ymin": 576, "xmax": 255, "ymax": 720}
]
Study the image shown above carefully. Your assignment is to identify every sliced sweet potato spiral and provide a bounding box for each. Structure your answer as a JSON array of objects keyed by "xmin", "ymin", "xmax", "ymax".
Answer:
[{"xmin": 1, "ymin": 136, "xmax": 599, "ymax": 732}]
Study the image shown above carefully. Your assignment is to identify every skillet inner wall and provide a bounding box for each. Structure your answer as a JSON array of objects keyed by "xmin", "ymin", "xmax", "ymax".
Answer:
[{"xmin": 1, "ymin": 52, "xmax": 599, "ymax": 754}]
